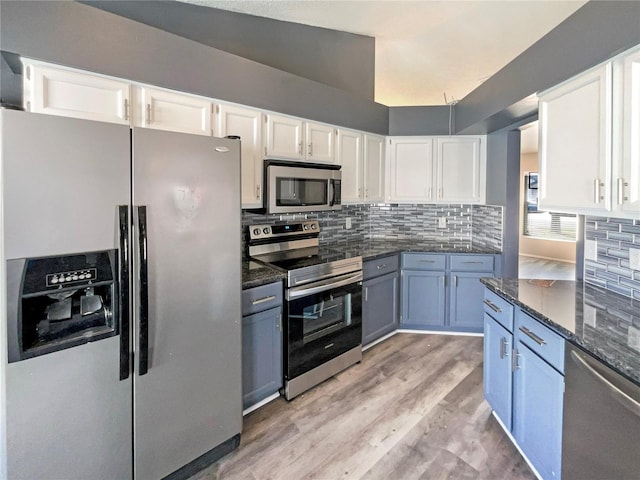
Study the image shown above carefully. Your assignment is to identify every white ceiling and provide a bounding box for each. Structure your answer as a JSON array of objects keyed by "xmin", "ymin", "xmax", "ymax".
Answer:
[{"xmin": 181, "ymin": 0, "xmax": 587, "ymax": 106}]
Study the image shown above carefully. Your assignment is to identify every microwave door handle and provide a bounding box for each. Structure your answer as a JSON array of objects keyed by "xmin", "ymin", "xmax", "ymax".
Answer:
[
  {"xmin": 118, "ymin": 205, "xmax": 130, "ymax": 381},
  {"xmin": 329, "ymin": 179, "xmax": 336, "ymax": 207}
]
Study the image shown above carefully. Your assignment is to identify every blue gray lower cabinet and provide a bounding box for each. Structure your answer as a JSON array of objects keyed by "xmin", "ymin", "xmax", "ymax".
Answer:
[
  {"xmin": 241, "ymin": 282, "xmax": 283, "ymax": 410},
  {"xmin": 483, "ymin": 287, "xmax": 564, "ymax": 480},
  {"xmin": 401, "ymin": 253, "xmax": 496, "ymax": 332},
  {"xmin": 362, "ymin": 255, "xmax": 400, "ymax": 346}
]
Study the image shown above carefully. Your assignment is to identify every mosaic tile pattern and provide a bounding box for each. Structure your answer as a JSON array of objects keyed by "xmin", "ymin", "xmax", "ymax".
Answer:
[
  {"xmin": 471, "ymin": 205, "xmax": 503, "ymax": 251},
  {"xmin": 584, "ymin": 216, "xmax": 640, "ymax": 300}
]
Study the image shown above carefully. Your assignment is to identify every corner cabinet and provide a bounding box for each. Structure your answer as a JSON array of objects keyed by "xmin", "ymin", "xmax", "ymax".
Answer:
[
  {"xmin": 215, "ymin": 104, "xmax": 264, "ymax": 208},
  {"xmin": 387, "ymin": 136, "xmax": 486, "ymax": 204},
  {"xmin": 483, "ymin": 287, "xmax": 565, "ymax": 480},
  {"xmin": 362, "ymin": 255, "xmax": 399, "ymax": 346},
  {"xmin": 538, "ymin": 44, "xmax": 640, "ymax": 218},
  {"xmin": 241, "ymin": 282, "xmax": 283, "ymax": 411}
]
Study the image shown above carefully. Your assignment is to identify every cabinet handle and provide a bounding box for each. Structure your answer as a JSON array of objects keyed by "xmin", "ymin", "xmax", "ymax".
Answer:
[
  {"xmin": 454, "ymin": 275, "xmax": 458, "ymax": 287},
  {"xmin": 308, "ymin": 143, "xmax": 312, "ymax": 156},
  {"xmin": 252, "ymin": 295, "xmax": 276, "ymax": 305},
  {"xmin": 376, "ymin": 264, "xmax": 387, "ymax": 270},
  {"xmin": 483, "ymin": 299, "xmax": 502, "ymax": 313},
  {"xmin": 618, "ymin": 178, "xmax": 629, "ymax": 205},
  {"xmin": 499, "ymin": 337, "xmax": 509, "ymax": 359},
  {"xmin": 277, "ymin": 314, "xmax": 282, "ymax": 332},
  {"xmin": 145, "ymin": 104, "xmax": 151, "ymax": 124},
  {"xmin": 298, "ymin": 141, "xmax": 303, "ymax": 155},
  {"xmin": 519, "ymin": 326, "xmax": 546, "ymax": 346},
  {"xmin": 438, "ymin": 188, "xmax": 443, "ymax": 198},
  {"xmin": 593, "ymin": 178, "xmax": 604, "ymax": 203},
  {"xmin": 256, "ymin": 184, "xmax": 261, "ymax": 199},
  {"xmin": 513, "ymin": 350, "xmax": 522, "ymax": 370},
  {"xmin": 442, "ymin": 276, "xmax": 446, "ymax": 288},
  {"xmin": 124, "ymin": 98, "xmax": 129, "ymax": 121},
  {"xmin": 364, "ymin": 286, "xmax": 368, "ymax": 302},
  {"xmin": 428, "ymin": 188, "xmax": 432, "ymax": 199}
]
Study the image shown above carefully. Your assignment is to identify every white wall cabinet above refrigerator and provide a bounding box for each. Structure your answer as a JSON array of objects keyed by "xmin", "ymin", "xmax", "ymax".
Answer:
[
  {"xmin": 23, "ymin": 60, "xmax": 131, "ymax": 125},
  {"xmin": 215, "ymin": 104, "xmax": 264, "ymax": 208},
  {"xmin": 538, "ymin": 44, "xmax": 640, "ymax": 218},
  {"xmin": 387, "ymin": 136, "xmax": 486, "ymax": 204},
  {"xmin": 133, "ymin": 86, "xmax": 213, "ymax": 136}
]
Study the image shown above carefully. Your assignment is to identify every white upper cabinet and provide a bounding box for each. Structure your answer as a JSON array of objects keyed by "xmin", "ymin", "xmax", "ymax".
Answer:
[
  {"xmin": 135, "ymin": 86, "xmax": 212, "ymax": 136},
  {"xmin": 337, "ymin": 128, "xmax": 364, "ymax": 203},
  {"xmin": 264, "ymin": 113, "xmax": 304, "ymax": 160},
  {"xmin": 305, "ymin": 122, "xmax": 336, "ymax": 163},
  {"xmin": 618, "ymin": 47, "xmax": 640, "ymax": 215},
  {"xmin": 216, "ymin": 104, "xmax": 264, "ymax": 209},
  {"xmin": 538, "ymin": 63, "xmax": 613, "ymax": 214},
  {"xmin": 436, "ymin": 136, "xmax": 485, "ymax": 204},
  {"xmin": 364, "ymin": 134, "xmax": 385, "ymax": 202},
  {"xmin": 23, "ymin": 60, "xmax": 131, "ymax": 125},
  {"xmin": 388, "ymin": 137, "xmax": 434, "ymax": 203}
]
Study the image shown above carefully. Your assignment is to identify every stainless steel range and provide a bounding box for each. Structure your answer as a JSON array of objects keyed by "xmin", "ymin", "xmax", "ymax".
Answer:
[{"xmin": 248, "ymin": 220, "xmax": 362, "ymax": 400}]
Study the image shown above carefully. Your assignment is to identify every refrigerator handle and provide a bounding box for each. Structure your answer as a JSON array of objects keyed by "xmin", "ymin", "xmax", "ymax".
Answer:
[
  {"xmin": 118, "ymin": 205, "xmax": 131, "ymax": 381},
  {"xmin": 137, "ymin": 206, "xmax": 150, "ymax": 376}
]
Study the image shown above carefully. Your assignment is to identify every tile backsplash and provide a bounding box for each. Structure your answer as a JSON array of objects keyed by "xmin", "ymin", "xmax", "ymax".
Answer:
[
  {"xmin": 584, "ymin": 217, "xmax": 640, "ymax": 300},
  {"xmin": 242, "ymin": 203, "xmax": 503, "ymax": 257}
]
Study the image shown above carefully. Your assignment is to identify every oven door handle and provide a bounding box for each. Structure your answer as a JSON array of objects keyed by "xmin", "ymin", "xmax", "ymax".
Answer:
[{"xmin": 286, "ymin": 272, "xmax": 363, "ymax": 300}]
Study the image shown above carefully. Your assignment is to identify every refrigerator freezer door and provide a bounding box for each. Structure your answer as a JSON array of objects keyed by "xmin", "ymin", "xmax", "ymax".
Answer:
[
  {"xmin": 2, "ymin": 110, "xmax": 132, "ymax": 480},
  {"xmin": 132, "ymin": 128, "xmax": 242, "ymax": 479}
]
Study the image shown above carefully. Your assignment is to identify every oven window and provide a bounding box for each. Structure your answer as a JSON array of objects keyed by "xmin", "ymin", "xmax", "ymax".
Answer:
[
  {"xmin": 296, "ymin": 294, "xmax": 351, "ymax": 344},
  {"xmin": 276, "ymin": 177, "xmax": 328, "ymax": 206}
]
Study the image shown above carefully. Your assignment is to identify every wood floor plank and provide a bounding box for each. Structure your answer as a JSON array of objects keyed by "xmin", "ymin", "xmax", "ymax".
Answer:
[{"xmin": 193, "ymin": 333, "xmax": 535, "ymax": 480}]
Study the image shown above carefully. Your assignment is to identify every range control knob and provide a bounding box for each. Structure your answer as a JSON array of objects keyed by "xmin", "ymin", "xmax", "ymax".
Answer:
[
  {"xmin": 303, "ymin": 224, "xmax": 310, "ymax": 230},
  {"xmin": 310, "ymin": 223, "xmax": 317, "ymax": 230},
  {"xmin": 253, "ymin": 228, "xmax": 261, "ymax": 236},
  {"xmin": 263, "ymin": 227, "xmax": 270, "ymax": 234}
]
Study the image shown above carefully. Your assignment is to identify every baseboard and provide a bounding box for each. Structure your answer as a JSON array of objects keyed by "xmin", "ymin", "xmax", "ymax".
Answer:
[
  {"xmin": 243, "ymin": 392, "xmax": 281, "ymax": 416},
  {"xmin": 363, "ymin": 330, "xmax": 398, "ymax": 351},
  {"xmin": 397, "ymin": 329, "xmax": 483, "ymax": 337},
  {"xmin": 491, "ymin": 411, "xmax": 543, "ymax": 480}
]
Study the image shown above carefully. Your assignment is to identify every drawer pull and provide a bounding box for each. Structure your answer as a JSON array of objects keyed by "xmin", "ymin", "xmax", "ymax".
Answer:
[
  {"xmin": 483, "ymin": 299, "xmax": 502, "ymax": 313},
  {"xmin": 252, "ymin": 295, "xmax": 276, "ymax": 305},
  {"xmin": 376, "ymin": 264, "xmax": 388, "ymax": 270},
  {"xmin": 419, "ymin": 260, "xmax": 436, "ymax": 263},
  {"xmin": 519, "ymin": 326, "xmax": 546, "ymax": 346},
  {"xmin": 463, "ymin": 261, "xmax": 484, "ymax": 264}
]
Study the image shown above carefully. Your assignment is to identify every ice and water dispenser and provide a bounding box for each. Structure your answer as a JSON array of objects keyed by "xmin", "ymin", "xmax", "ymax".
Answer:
[{"xmin": 7, "ymin": 250, "xmax": 118, "ymax": 362}]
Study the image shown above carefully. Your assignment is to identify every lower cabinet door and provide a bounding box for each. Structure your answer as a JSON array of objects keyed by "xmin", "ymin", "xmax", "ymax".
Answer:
[
  {"xmin": 241, "ymin": 306, "xmax": 283, "ymax": 409},
  {"xmin": 362, "ymin": 272, "xmax": 399, "ymax": 346},
  {"xmin": 513, "ymin": 343, "xmax": 564, "ymax": 480},
  {"xmin": 401, "ymin": 270, "xmax": 445, "ymax": 328},
  {"xmin": 483, "ymin": 314, "xmax": 513, "ymax": 431},
  {"xmin": 450, "ymin": 272, "xmax": 492, "ymax": 331}
]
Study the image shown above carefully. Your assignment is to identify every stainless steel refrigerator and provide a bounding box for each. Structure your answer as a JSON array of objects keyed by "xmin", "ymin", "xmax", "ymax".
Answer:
[{"xmin": 1, "ymin": 109, "xmax": 242, "ymax": 480}]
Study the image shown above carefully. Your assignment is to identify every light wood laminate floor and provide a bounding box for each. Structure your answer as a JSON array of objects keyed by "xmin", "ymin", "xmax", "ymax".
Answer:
[
  {"xmin": 519, "ymin": 255, "xmax": 575, "ymax": 280},
  {"xmin": 194, "ymin": 333, "xmax": 535, "ymax": 480}
]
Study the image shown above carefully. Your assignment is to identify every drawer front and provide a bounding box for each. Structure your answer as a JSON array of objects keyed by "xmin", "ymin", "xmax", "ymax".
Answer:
[
  {"xmin": 242, "ymin": 281, "xmax": 283, "ymax": 316},
  {"xmin": 402, "ymin": 253, "xmax": 446, "ymax": 271},
  {"xmin": 483, "ymin": 288, "xmax": 514, "ymax": 332},
  {"xmin": 450, "ymin": 254, "xmax": 494, "ymax": 272},
  {"xmin": 516, "ymin": 309, "xmax": 565, "ymax": 374},
  {"xmin": 363, "ymin": 254, "xmax": 399, "ymax": 279}
]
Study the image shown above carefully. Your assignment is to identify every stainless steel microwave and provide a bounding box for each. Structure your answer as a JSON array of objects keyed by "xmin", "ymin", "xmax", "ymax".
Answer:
[{"xmin": 265, "ymin": 160, "xmax": 341, "ymax": 214}]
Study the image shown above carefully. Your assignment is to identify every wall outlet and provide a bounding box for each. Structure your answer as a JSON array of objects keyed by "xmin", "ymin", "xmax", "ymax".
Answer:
[
  {"xmin": 345, "ymin": 217, "xmax": 352, "ymax": 229},
  {"xmin": 630, "ymin": 248, "xmax": 640, "ymax": 271},
  {"xmin": 438, "ymin": 217, "xmax": 447, "ymax": 229}
]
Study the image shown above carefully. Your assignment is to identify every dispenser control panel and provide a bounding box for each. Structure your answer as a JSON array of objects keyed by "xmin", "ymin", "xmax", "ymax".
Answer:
[{"xmin": 46, "ymin": 268, "xmax": 97, "ymax": 287}]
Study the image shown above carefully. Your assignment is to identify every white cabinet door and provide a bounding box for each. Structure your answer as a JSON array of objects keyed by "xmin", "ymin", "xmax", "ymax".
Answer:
[
  {"xmin": 136, "ymin": 86, "xmax": 212, "ymax": 136},
  {"xmin": 619, "ymin": 48, "xmax": 640, "ymax": 214},
  {"xmin": 388, "ymin": 137, "xmax": 434, "ymax": 203},
  {"xmin": 436, "ymin": 136, "xmax": 484, "ymax": 204},
  {"xmin": 364, "ymin": 134, "xmax": 385, "ymax": 202},
  {"xmin": 539, "ymin": 63, "xmax": 612, "ymax": 214},
  {"xmin": 216, "ymin": 104, "xmax": 264, "ymax": 209},
  {"xmin": 23, "ymin": 62, "xmax": 130, "ymax": 125},
  {"xmin": 265, "ymin": 113, "xmax": 304, "ymax": 160},
  {"xmin": 337, "ymin": 129, "xmax": 363, "ymax": 203},
  {"xmin": 305, "ymin": 122, "xmax": 335, "ymax": 163}
]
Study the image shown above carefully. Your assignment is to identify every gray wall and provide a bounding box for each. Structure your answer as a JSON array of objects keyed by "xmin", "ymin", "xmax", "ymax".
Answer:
[
  {"xmin": 455, "ymin": 0, "xmax": 640, "ymax": 134},
  {"xmin": 388, "ymin": 106, "xmax": 452, "ymax": 136},
  {"xmin": 82, "ymin": 1, "xmax": 375, "ymax": 102},
  {"xmin": 0, "ymin": 1, "xmax": 388, "ymax": 134},
  {"xmin": 486, "ymin": 129, "xmax": 521, "ymax": 278}
]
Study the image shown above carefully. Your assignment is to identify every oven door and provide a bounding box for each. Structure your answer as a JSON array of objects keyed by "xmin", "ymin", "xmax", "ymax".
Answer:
[
  {"xmin": 267, "ymin": 164, "xmax": 340, "ymax": 213},
  {"xmin": 284, "ymin": 272, "xmax": 362, "ymax": 380}
]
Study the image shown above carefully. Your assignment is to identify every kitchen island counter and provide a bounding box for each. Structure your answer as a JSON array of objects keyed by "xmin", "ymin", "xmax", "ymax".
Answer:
[{"xmin": 481, "ymin": 277, "xmax": 640, "ymax": 386}]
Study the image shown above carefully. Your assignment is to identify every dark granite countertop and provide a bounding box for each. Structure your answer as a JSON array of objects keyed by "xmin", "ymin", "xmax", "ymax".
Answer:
[
  {"xmin": 481, "ymin": 277, "xmax": 640, "ymax": 386},
  {"xmin": 329, "ymin": 239, "xmax": 502, "ymax": 261},
  {"xmin": 242, "ymin": 260, "xmax": 286, "ymax": 290}
]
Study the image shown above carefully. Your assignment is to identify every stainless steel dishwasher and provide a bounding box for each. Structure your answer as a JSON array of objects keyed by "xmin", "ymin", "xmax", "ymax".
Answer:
[{"xmin": 562, "ymin": 343, "xmax": 640, "ymax": 480}]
